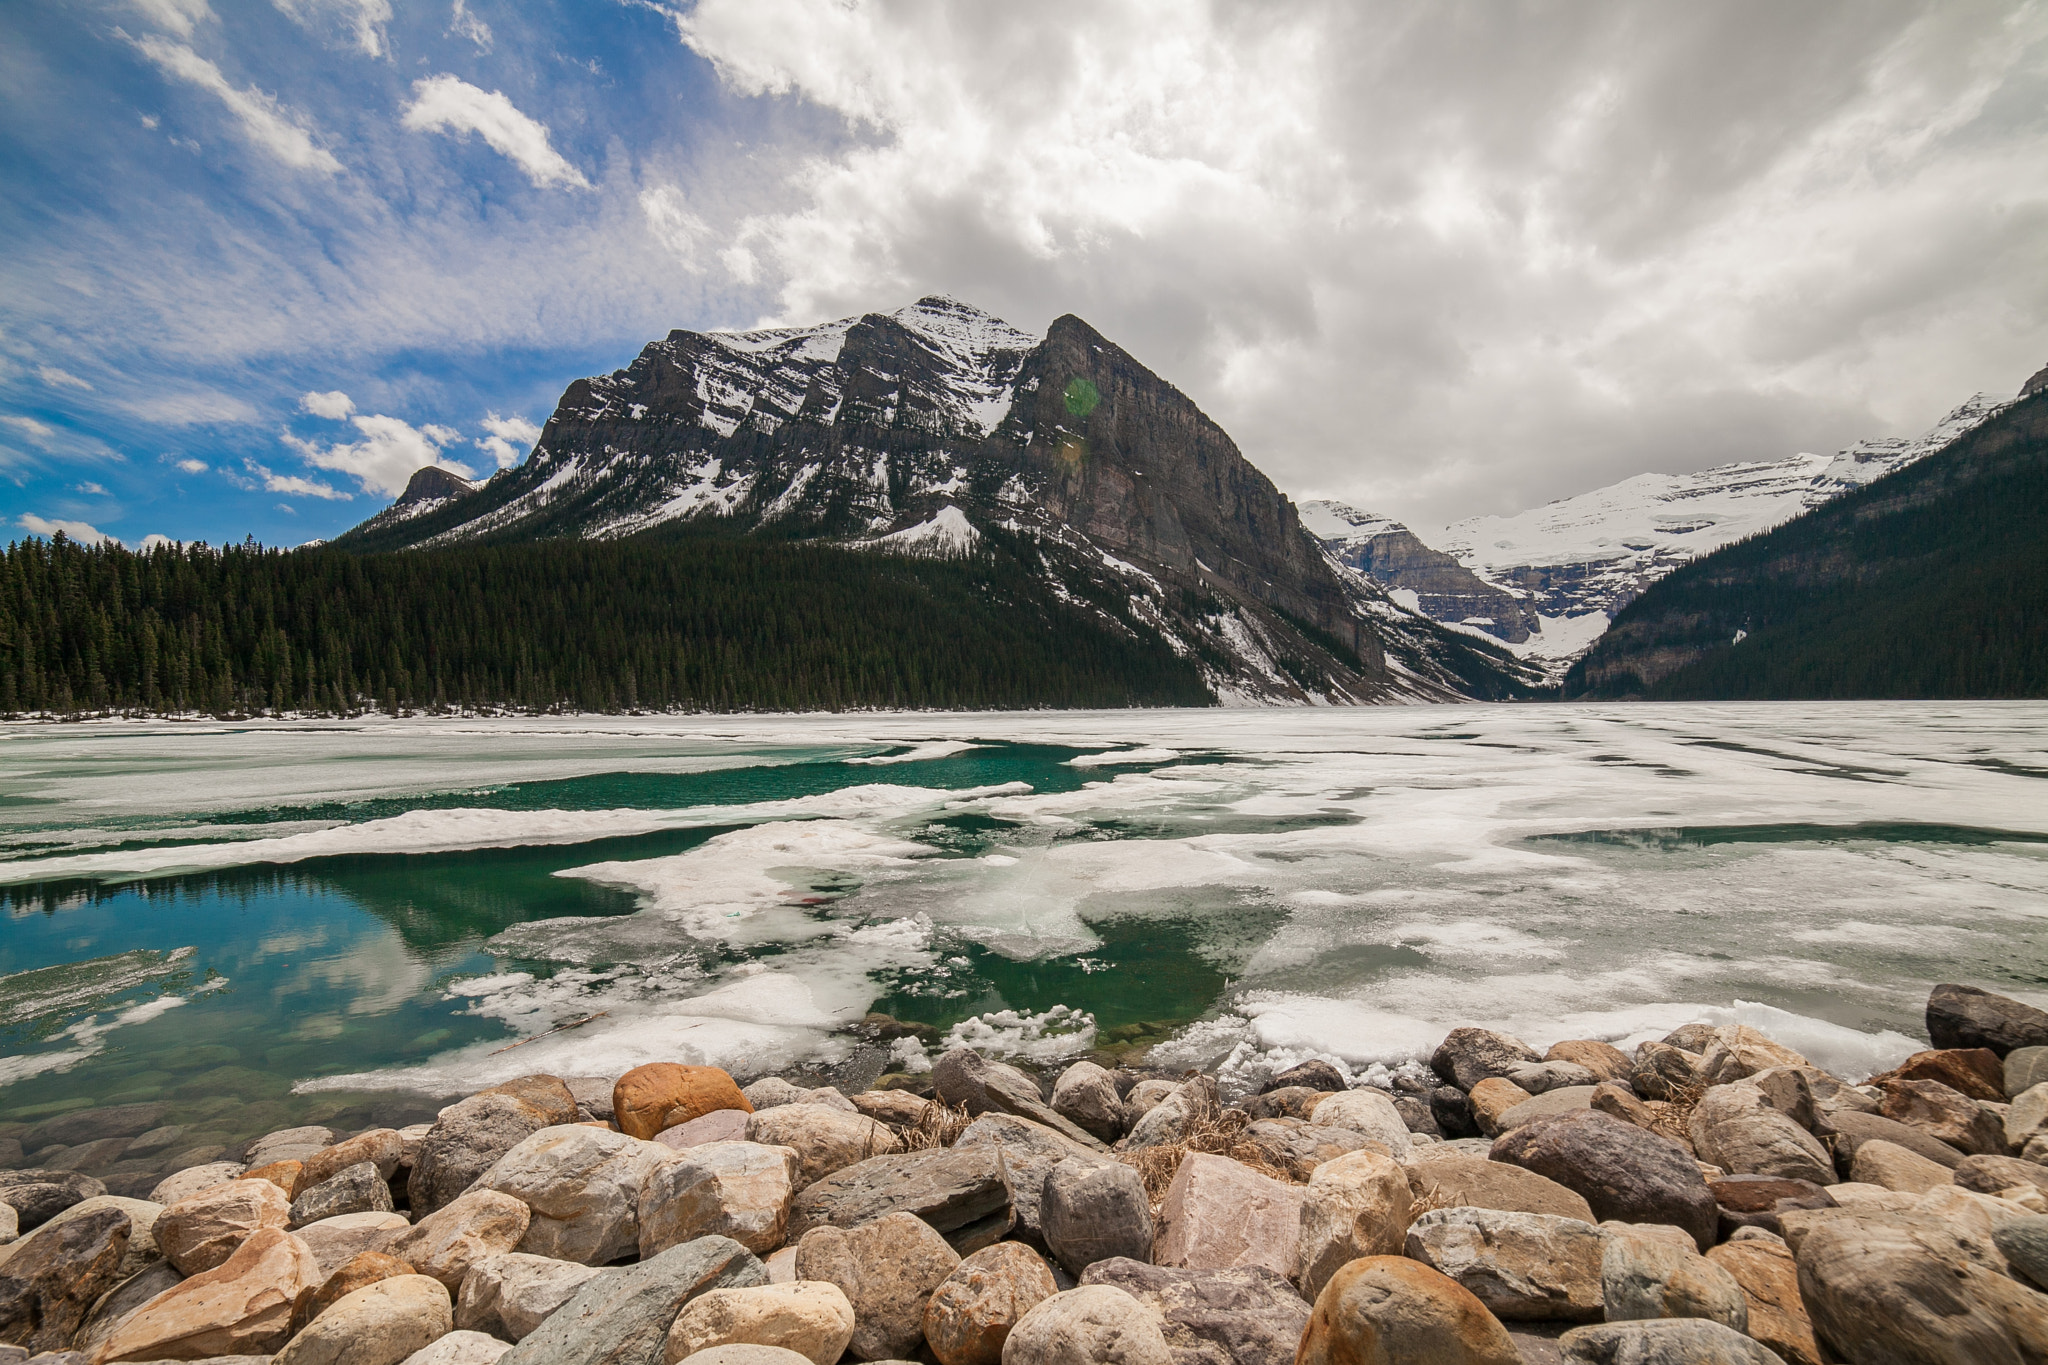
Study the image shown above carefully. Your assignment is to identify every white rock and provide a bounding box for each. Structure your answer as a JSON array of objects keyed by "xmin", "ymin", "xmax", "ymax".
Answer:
[
  {"xmin": 456, "ymin": 1250, "xmax": 606, "ymax": 1342},
  {"xmin": 479, "ymin": 1124, "xmax": 671, "ymax": 1265}
]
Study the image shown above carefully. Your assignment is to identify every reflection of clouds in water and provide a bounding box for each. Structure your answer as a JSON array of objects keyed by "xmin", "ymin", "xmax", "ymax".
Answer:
[
  {"xmin": 0, "ymin": 994, "xmax": 188, "ymax": 1086},
  {"xmin": 276, "ymin": 932, "xmax": 433, "ymax": 1017},
  {"xmin": 255, "ymin": 928, "xmax": 332, "ymax": 958}
]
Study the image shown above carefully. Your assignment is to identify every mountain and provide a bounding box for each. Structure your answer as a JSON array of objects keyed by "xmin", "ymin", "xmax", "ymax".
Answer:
[
  {"xmin": 1562, "ymin": 387, "xmax": 2048, "ymax": 699},
  {"xmin": 337, "ymin": 297, "xmax": 1542, "ymax": 704},
  {"xmin": 1302, "ymin": 392, "xmax": 2013, "ymax": 680}
]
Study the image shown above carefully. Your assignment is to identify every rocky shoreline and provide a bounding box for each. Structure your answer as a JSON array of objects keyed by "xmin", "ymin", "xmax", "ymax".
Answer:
[{"xmin": 2, "ymin": 981, "xmax": 2047, "ymax": 1365}]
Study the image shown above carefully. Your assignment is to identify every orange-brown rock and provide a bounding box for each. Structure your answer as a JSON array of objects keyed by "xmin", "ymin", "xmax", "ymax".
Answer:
[
  {"xmin": 613, "ymin": 1064, "xmax": 751, "ymax": 1141},
  {"xmin": 302, "ymin": 1129, "xmax": 406, "ymax": 1187},
  {"xmin": 154, "ymin": 1177, "xmax": 292, "ymax": 1275},
  {"xmin": 1546, "ymin": 1040, "xmax": 1633, "ymax": 1083},
  {"xmin": 93, "ymin": 1226, "xmax": 321, "ymax": 1362},
  {"xmin": 483, "ymin": 1075, "xmax": 580, "ymax": 1127},
  {"xmin": 1872, "ymin": 1048, "xmax": 2007, "ymax": 1103},
  {"xmin": 1708, "ymin": 1237, "xmax": 1821, "ymax": 1365},
  {"xmin": 244, "ymin": 1160, "xmax": 306, "ymax": 1200},
  {"xmin": 1297, "ymin": 1255, "xmax": 1519, "ymax": 1365},
  {"xmin": 288, "ymin": 1248, "xmax": 416, "ymax": 1337}
]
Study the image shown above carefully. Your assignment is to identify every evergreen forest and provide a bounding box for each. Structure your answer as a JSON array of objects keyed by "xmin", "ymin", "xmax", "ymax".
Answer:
[{"xmin": 0, "ymin": 530, "xmax": 1216, "ymax": 717}]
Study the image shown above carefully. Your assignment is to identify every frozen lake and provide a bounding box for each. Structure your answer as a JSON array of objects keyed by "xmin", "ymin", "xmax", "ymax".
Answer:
[{"xmin": 3, "ymin": 702, "xmax": 2045, "ymax": 1147}]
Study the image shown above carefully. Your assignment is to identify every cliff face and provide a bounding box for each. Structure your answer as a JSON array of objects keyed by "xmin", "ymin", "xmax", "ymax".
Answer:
[{"xmin": 334, "ymin": 298, "xmax": 1542, "ymax": 703}]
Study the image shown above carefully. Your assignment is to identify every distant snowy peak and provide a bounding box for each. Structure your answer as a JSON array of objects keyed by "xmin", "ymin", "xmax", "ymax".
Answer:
[
  {"xmin": 1810, "ymin": 391, "xmax": 2011, "ymax": 501},
  {"xmin": 1296, "ymin": 501, "xmax": 1404, "ymax": 544}
]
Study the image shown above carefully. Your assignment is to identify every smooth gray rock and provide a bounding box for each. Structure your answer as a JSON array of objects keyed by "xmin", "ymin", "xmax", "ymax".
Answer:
[
  {"xmin": 241, "ymin": 1123, "xmax": 335, "ymax": 1167},
  {"xmin": 1687, "ymin": 1085, "xmax": 1834, "ymax": 1185},
  {"xmin": 289, "ymin": 1160, "xmax": 393, "ymax": 1228},
  {"xmin": 672, "ymin": 1349, "xmax": 811, "ymax": 1365},
  {"xmin": 1041, "ymin": 1159, "xmax": 1153, "ymax": 1277},
  {"xmin": 1957, "ymin": 1154, "xmax": 2048, "ymax": 1197},
  {"xmin": 1993, "ymin": 1217, "xmax": 2048, "ymax": 1289},
  {"xmin": 1261, "ymin": 1060, "xmax": 1346, "ymax": 1094},
  {"xmin": 1795, "ymin": 1212, "xmax": 2047, "ymax": 1365},
  {"xmin": 1927, "ymin": 984, "xmax": 2048, "ymax": 1057},
  {"xmin": 1508, "ymin": 1063, "xmax": 1601, "ymax": 1096},
  {"xmin": 1491, "ymin": 1112, "xmax": 1718, "ymax": 1252},
  {"xmin": 0, "ymin": 1173, "xmax": 104, "ymax": 1233},
  {"xmin": 785, "ymin": 1146, "xmax": 1013, "ymax": 1253},
  {"xmin": 2005, "ymin": 1046, "xmax": 2048, "ymax": 1100},
  {"xmin": 0, "ymin": 1205, "xmax": 132, "ymax": 1353},
  {"xmin": 564, "ymin": 1076, "xmax": 615, "ymax": 1123},
  {"xmin": 456, "ymin": 1250, "xmax": 605, "ymax": 1341},
  {"xmin": 1558, "ymin": 1318, "xmax": 1786, "ymax": 1364},
  {"xmin": 795, "ymin": 1211, "xmax": 959, "ymax": 1361},
  {"xmin": 497, "ymin": 1235, "xmax": 764, "ymax": 1365},
  {"xmin": 1821, "ymin": 1110, "xmax": 1966, "ymax": 1171},
  {"xmin": 930, "ymin": 1050, "xmax": 1105, "ymax": 1149},
  {"xmin": 1079, "ymin": 1257, "xmax": 1310, "ymax": 1365},
  {"xmin": 409, "ymin": 1094, "xmax": 553, "ymax": 1218},
  {"xmin": 1431, "ymin": 1028, "xmax": 1543, "ymax": 1092},
  {"xmin": 740, "ymin": 1078, "xmax": 855, "ymax": 1114},
  {"xmin": 1599, "ymin": 1227, "xmax": 1747, "ymax": 1332},
  {"xmin": 1403, "ymin": 1206, "xmax": 1604, "ymax": 1322},
  {"xmin": 955, "ymin": 1113, "xmax": 1110, "ymax": 1250},
  {"xmin": 1051, "ymin": 1062, "xmax": 1127, "ymax": 1143}
]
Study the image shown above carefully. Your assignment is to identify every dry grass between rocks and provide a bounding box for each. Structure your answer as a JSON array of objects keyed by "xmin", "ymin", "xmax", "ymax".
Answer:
[
  {"xmin": 1643, "ymin": 1079, "xmax": 1705, "ymax": 1148},
  {"xmin": 897, "ymin": 1100, "xmax": 972, "ymax": 1152},
  {"xmin": 1114, "ymin": 1099, "xmax": 1301, "ymax": 1213}
]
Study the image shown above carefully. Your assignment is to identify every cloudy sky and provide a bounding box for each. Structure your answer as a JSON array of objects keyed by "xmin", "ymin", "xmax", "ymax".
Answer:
[{"xmin": 4, "ymin": 0, "xmax": 2045, "ymax": 548}]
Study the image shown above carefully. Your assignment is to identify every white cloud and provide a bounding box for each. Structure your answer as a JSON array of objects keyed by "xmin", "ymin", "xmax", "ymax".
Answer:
[
  {"xmin": 402, "ymin": 75, "xmax": 589, "ymax": 189},
  {"xmin": 75, "ymin": 482, "xmax": 109, "ymax": 496},
  {"xmin": 270, "ymin": 0, "xmax": 392, "ymax": 58},
  {"xmin": 641, "ymin": 185, "xmax": 708, "ymax": 271},
  {"xmin": 449, "ymin": 0, "xmax": 492, "ymax": 51},
  {"xmin": 129, "ymin": 0, "xmax": 214, "ymax": 37},
  {"xmin": 132, "ymin": 36, "xmax": 343, "ymax": 174},
  {"xmin": 247, "ymin": 460, "xmax": 351, "ymax": 500},
  {"xmin": 175, "ymin": 458, "xmax": 208, "ymax": 473},
  {"xmin": 477, "ymin": 411, "xmax": 540, "ymax": 468},
  {"xmin": 139, "ymin": 533, "xmax": 177, "ymax": 550},
  {"xmin": 3, "ymin": 415, "xmax": 57, "ymax": 445},
  {"xmin": 300, "ymin": 389, "xmax": 356, "ymax": 419},
  {"xmin": 285, "ymin": 411, "xmax": 477, "ymax": 497},
  {"xmin": 38, "ymin": 366, "xmax": 93, "ymax": 391},
  {"xmin": 671, "ymin": 0, "xmax": 2048, "ymax": 527},
  {"xmin": 120, "ymin": 390, "xmax": 258, "ymax": 424},
  {"xmin": 18, "ymin": 514, "xmax": 118, "ymax": 545}
]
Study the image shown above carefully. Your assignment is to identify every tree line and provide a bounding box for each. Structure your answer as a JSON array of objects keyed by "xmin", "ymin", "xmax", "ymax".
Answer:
[{"xmin": 0, "ymin": 531, "xmax": 1215, "ymax": 717}]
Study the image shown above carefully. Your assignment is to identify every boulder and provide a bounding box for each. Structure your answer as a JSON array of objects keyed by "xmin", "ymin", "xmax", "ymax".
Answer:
[
  {"xmin": 303, "ymin": 1129, "xmax": 407, "ymax": 1188},
  {"xmin": 1589, "ymin": 1083, "xmax": 1659, "ymax": 1132},
  {"xmin": 929, "ymin": 1050, "xmax": 1103, "ymax": 1150},
  {"xmin": 1850, "ymin": 1139, "xmax": 1954, "ymax": 1195},
  {"xmin": 274, "ymin": 1273, "xmax": 453, "ymax": 1365},
  {"xmin": 290, "ymin": 1162, "xmax": 394, "ymax": 1228},
  {"xmin": 1431, "ymin": 1086, "xmax": 1481, "ymax": 1139},
  {"xmin": 657, "ymin": 1111, "xmax": 753, "ymax": 1152},
  {"xmin": 155, "ymin": 1178, "xmax": 291, "ymax": 1275},
  {"xmin": 673, "ymin": 1349, "xmax": 812, "ymax": 1365},
  {"xmin": 1152, "ymin": 1154, "xmax": 1302, "ymax": 1280},
  {"xmin": 640, "ymin": 1141, "xmax": 798, "ymax": 1258},
  {"xmin": 405, "ymin": 1329, "xmax": 515, "ymax": 1365},
  {"xmin": 72, "ymin": 1260, "xmax": 181, "ymax": 1355},
  {"xmin": 2007, "ymin": 1081, "xmax": 2048, "ymax": 1152},
  {"xmin": 2006, "ymin": 1046, "xmax": 2048, "ymax": 1100},
  {"xmin": 786, "ymin": 1148, "xmax": 1013, "ymax": 1255},
  {"xmin": 1496, "ymin": 1088, "xmax": 1597, "ymax": 1134},
  {"xmin": 0, "ymin": 1205, "xmax": 132, "ymax": 1353},
  {"xmin": 1796, "ymin": 1211, "xmax": 2048, "ymax": 1365},
  {"xmin": 1305, "ymin": 1089, "xmax": 1411, "ymax": 1158},
  {"xmin": 1994, "ymin": 1218, "xmax": 2048, "ymax": 1290},
  {"xmin": 1507, "ymin": 1063, "xmax": 1601, "ymax": 1096},
  {"xmin": 1403, "ymin": 1207, "xmax": 1604, "ymax": 1322},
  {"xmin": 1297, "ymin": 1256, "xmax": 1518, "ymax": 1365},
  {"xmin": 794, "ymin": 1211, "xmax": 958, "ymax": 1361},
  {"xmin": 245, "ymin": 1158, "xmax": 308, "ymax": 1200},
  {"xmin": 1000, "ymin": 1285, "xmax": 1174, "ymax": 1365},
  {"xmin": 1705, "ymin": 1176, "xmax": 1834, "ymax": 1239},
  {"xmin": 1490, "ymin": 1112, "xmax": 1717, "ymax": 1252},
  {"xmin": 1432, "ymin": 1029, "xmax": 1544, "ymax": 1093},
  {"xmin": 1875, "ymin": 1078, "xmax": 2008, "ymax": 1155},
  {"xmin": 1706, "ymin": 1237, "xmax": 1819, "ymax": 1365},
  {"xmin": 1629, "ymin": 1044, "xmax": 1699, "ymax": 1102},
  {"xmin": 1297, "ymin": 1150, "xmax": 1410, "ymax": 1300},
  {"xmin": 1239, "ymin": 1119, "xmax": 1375, "ymax": 1183},
  {"xmin": 1049, "ymin": 1063, "xmax": 1126, "ymax": 1143},
  {"xmin": 408, "ymin": 1094, "xmax": 557, "ymax": 1218},
  {"xmin": 1125, "ymin": 1079, "xmax": 1183, "ymax": 1121},
  {"xmin": 1556, "ymin": 1318, "xmax": 1788, "ymax": 1364},
  {"xmin": 244, "ymin": 1126, "xmax": 336, "ymax": 1168},
  {"xmin": 1121, "ymin": 1078, "xmax": 1220, "ymax": 1152},
  {"xmin": 1687, "ymin": 1086, "xmax": 1833, "ymax": 1184},
  {"xmin": 921, "ymin": 1242, "xmax": 1057, "ymax": 1365},
  {"xmin": 1927, "ymin": 983, "xmax": 2048, "ymax": 1056},
  {"xmin": 1875, "ymin": 1048, "xmax": 2007, "ymax": 1103},
  {"xmin": 1545, "ymin": 1042, "xmax": 1633, "ymax": 1084},
  {"xmin": 0, "ymin": 1172, "xmax": 105, "ymax": 1233},
  {"xmin": 498, "ymin": 1235, "xmax": 765, "ymax": 1365},
  {"xmin": 1, "ymin": 1196, "xmax": 160, "ymax": 1283},
  {"xmin": 289, "ymin": 1249, "xmax": 416, "ymax": 1336},
  {"xmin": 295, "ymin": 1210, "xmax": 410, "ymax": 1276},
  {"xmin": 1467, "ymin": 1079, "xmax": 1534, "ymax": 1137},
  {"xmin": 483, "ymin": 1075, "xmax": 581, "ymax": 1127},
  {"xmin": 481, "ymin": 1124, "xmax": 670, "ymax": 1265},
  {"xmin": 1243, "ymin": 1087, "xmax": 1329, "ymax": 1122},
  {"xmin": 93, "ymin": 1225, "xmax": 320, "ymax": 1362},
  {"xmin": 1599, "ymin": 1225, "xmax": 1747, "ymax": 1332},
  {"xmin": 1403, "ymin": 1151, "xmax": 1596, "ymax": 1223},
  {"xmin": 741, "ymin": 1079, "xmax": 853, "ymax": 1115},
  {"xmin": 455, "ymin": 1250, "xmax": 604, "ymax": 1341},
  {"xmin": 1079, "ymin": 1257, "xmax": 1310, "ymax": 1365},
  {"xmin": 849, "ymin": 1091, "xmax": 937, "ymax": 1130},
  {"xmin": 1695, "ymin": 1027, "xmax": 1809, "ymax": 1087},
  {"xmin": 1822, "ymin": 1109, "xmax": 1966, "ymax": 1170},
  {"xmin": 0, "ymin": 1204, "xmax": 12, "ymax": 1246},
  {"xmin": 1040, "ymin": 1159, "xmax": 1152, "ymax": 1278},
  {"xmin": 664, "ymin": 1281, "xmax": 856, "ymax": 1365},
  {"xmin": 1262, "ymin": 1060, "xmax": 1347, "ymax": 1093},
  {"xmin": 743, "ymin": 1106, "xmax": 901, "ymax": 1191},
  {"xmin": 148, "ymin": 1164, "xmax": 245, "ymax": 1208},
  {"xmin": 1392, "ymin": 1093, "xmax": 1442, "ymax": 1139},
  {"xmin": 955, "ymin": 1114, "xmax": 1106, "ymax": 1251},
  {"xmin": 1958, "ymin": 1154, "xmax": 2048, "ymax": 1197},
  {"xmin": 389, "ymin": 1189, "xmax": 532, "ymax": 1291}
]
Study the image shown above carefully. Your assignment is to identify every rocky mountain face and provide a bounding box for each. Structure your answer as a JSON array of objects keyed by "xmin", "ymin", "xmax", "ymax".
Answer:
[
  {"xmin": 336, "ymin": 298, "xmax": 1541, "ymax": 704},
  {"xmin": 1302, "ymin": 389, "xmax": 2016, "ymax": 681}
]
